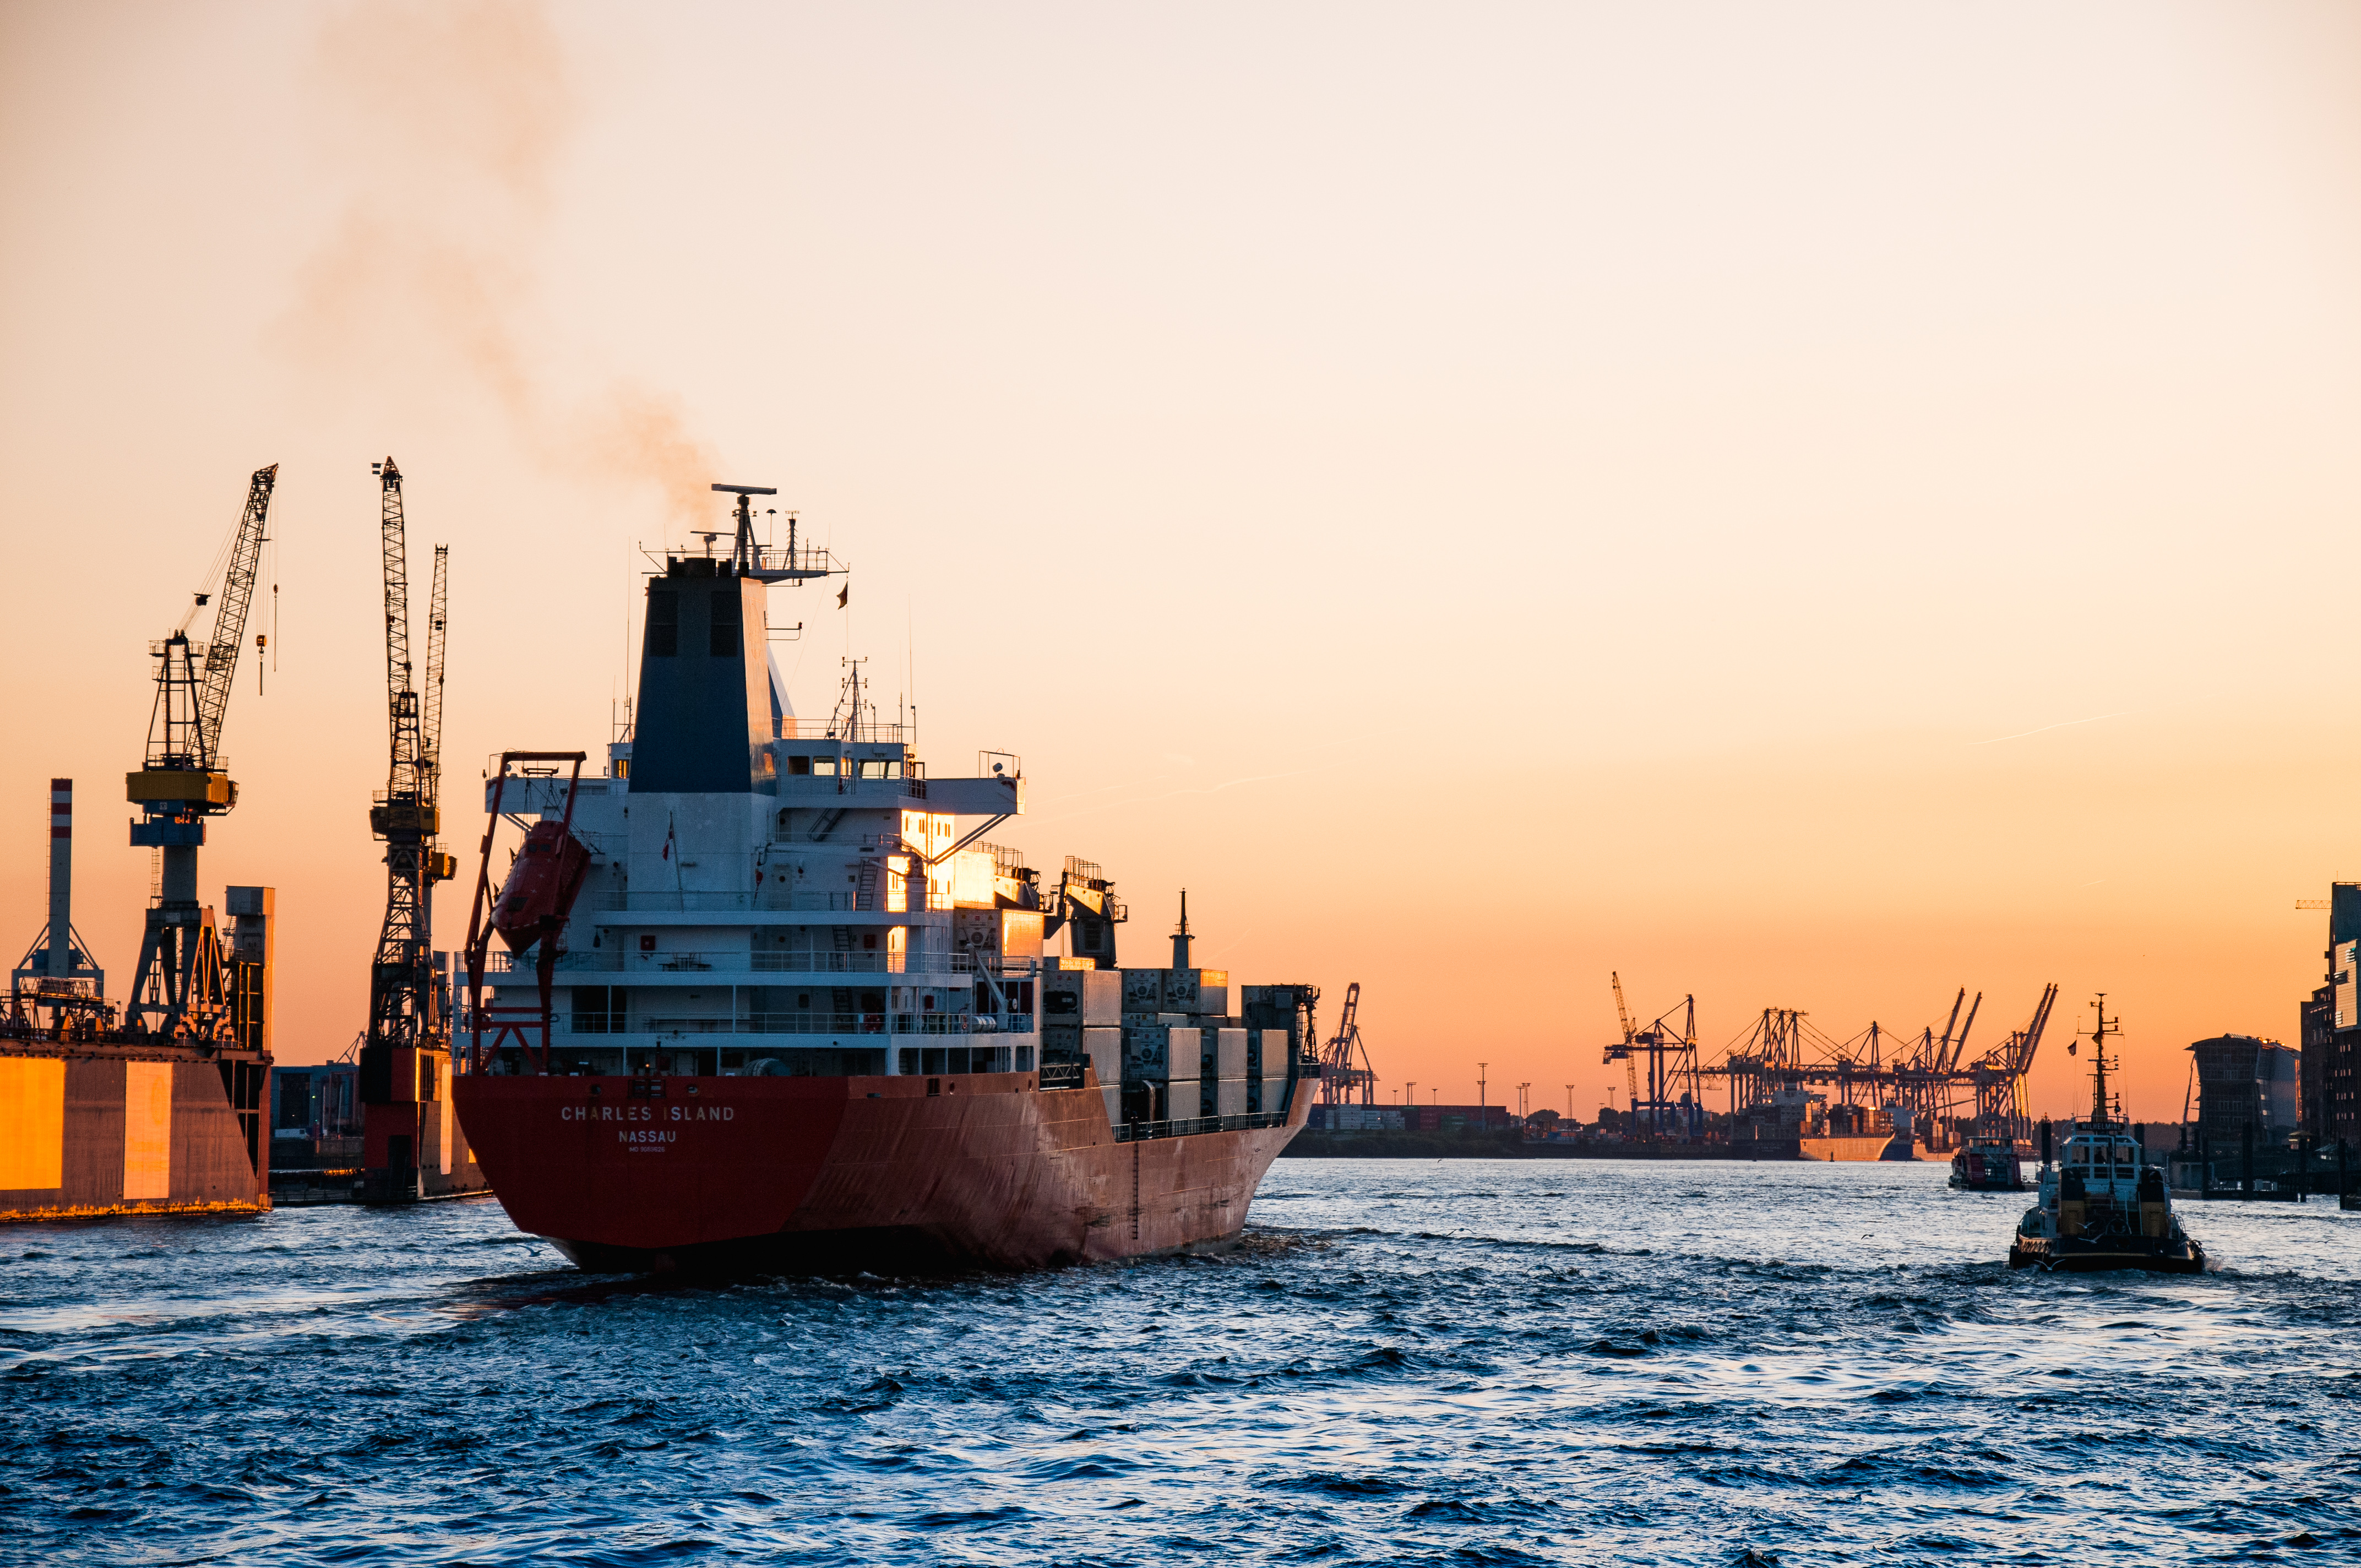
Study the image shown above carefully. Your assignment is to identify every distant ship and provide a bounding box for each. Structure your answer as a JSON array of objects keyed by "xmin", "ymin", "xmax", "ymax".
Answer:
[
  {"xmin": 1949, "ymin": 1137, "xmax": 2025, "ymax": 1191},
  {"xmin": 2009, "ymin": 997, "xmax": 2204, "ymax": 1274},
  {"xmin": 449, "ymin": 488, "xmax": 1319, "ymax": 1272},
  {"xmin": 1732, "ymin": 1087, "xmax": 1913, "ymax": 1161}
]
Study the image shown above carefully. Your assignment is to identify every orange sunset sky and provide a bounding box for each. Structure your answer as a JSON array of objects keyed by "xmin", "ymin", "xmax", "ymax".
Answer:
[{"xmin": 5, "ymin": 2, "xmax": 2361, "ymax": 1121}]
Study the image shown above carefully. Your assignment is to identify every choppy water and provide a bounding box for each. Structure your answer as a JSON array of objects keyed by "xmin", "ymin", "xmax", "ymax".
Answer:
[{"xmin": 4, "ymin": 1160, "xmax": 2359, "ymax": 1566}]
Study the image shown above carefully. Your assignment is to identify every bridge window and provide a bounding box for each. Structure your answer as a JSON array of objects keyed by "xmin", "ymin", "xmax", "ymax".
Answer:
[{"xmin": 709, "ymin": 590, "xmax": 741, "ymax": 655}]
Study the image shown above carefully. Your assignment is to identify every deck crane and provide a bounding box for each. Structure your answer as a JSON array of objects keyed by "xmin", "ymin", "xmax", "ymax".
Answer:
[
  {"xmin": 126, "ymin": 464, "xmax": 276, "ymax": 1038},
  {"xmin": 1316, "ymin": 981, "xmax": 1379, "ymax": 1105},
  {"xmin": 358, "ymin": 458, "xmax": 457, "ymax": 1195}
]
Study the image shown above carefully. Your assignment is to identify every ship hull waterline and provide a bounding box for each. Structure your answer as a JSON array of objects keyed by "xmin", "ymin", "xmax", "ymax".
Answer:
[
  {"xmin": 454, "ymin": 1068, "xmax": 1309, "ymax": 1275},
  {"xmin": 2008, "ymin": 1237, "xmax": 2206, "ymax": 1275}
]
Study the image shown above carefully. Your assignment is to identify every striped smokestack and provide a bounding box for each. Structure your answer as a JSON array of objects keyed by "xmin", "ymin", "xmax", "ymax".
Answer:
[{"xmin": 47, "ymin": 779, "xmax": 70, "ymax": 984}]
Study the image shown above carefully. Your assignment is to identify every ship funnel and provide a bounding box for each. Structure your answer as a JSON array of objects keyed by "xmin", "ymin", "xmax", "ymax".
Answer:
[{"xmin": 1172, "ymin": 889, "xmax": 1192, "ymax": 970}]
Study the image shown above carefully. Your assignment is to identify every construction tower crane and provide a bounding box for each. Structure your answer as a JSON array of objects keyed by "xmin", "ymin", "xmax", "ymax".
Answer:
[
  {"xmin": 358, "ymin": 458, "xmax": 456, "ymax": 1187},
  {"xmin": 126, "ymin": 464, "xmax": 276, "ymax": 1038},
  {"xmin": 1316, "ymin": 981, "xmax": 1379, "ymax": 1104}
]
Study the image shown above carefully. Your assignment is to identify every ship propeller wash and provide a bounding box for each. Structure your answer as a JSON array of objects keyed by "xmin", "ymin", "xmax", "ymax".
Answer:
[{"xmin": 449, "ymin": 486, "xmax": 1321, "ymax": 1272}]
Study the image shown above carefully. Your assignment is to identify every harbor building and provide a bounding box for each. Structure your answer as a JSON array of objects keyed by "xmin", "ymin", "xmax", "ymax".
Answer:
[
  {"xmin": 2302, "ymin": 883, "xmax": 2361, "ymax": 1147},
  {"xmin": 2190, "ymin": 1033, "xmax": 2300, "ymax": 1151}
]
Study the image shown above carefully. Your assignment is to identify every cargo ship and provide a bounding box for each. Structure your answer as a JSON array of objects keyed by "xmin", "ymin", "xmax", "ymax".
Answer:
[
  {"xmin": 1730, "ymin": 1088, "xmax": 1914, "ymax": 1160},
  {"xmin": 450, "ymin": 488, "xmax": 1319, "ymax": 1272}
]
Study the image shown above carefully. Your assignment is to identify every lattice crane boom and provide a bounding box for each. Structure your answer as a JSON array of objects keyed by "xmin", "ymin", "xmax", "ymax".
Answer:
[
  {"xmin": 361, "ymin": 457, "xmax": 451, "ymax": 1144},
  {"xmin": 1606, "ymin": 971, "xmax": 1641, "ymax": 1114},
  {"xmin": 422, "ymin": 543, "xmax": 448, "ymax": 803},
  {"xmin": 192, "ymin": 464, "xmax": 275, "ymax": 771},
  {"xmin": 378, "ymin": 459, "xmax": 422, "ymax": 804}
]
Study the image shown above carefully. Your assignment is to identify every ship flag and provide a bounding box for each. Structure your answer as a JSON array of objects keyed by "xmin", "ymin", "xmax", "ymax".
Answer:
[
  {"xmin": 662, "ymin": 813, "xmax": 676, "ymax": 862},
  {"xmin": 836, "ymin": 584, "xmax": 848, "ymax": 608}
]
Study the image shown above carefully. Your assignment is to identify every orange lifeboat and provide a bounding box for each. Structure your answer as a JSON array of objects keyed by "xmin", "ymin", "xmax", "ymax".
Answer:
[{"xmin": 493, "ymin": 820, "xmax": 591, "ymax": 953}]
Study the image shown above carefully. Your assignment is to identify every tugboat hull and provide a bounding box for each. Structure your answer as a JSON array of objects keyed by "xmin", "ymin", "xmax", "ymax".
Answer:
[{"xmin": 2009, "ymin": 1234, "xmax": 2205, "ymax": 1275}]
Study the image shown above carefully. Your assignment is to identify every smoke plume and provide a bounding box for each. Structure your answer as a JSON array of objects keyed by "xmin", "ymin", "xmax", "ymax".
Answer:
[{"xmin": 278, "ymin": 0, "xmax": 721, "ymax": 524}]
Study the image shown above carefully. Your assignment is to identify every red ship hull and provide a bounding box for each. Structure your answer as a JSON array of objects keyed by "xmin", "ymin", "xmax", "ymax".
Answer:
[{"xmin": 453, "ymin": 1069, "xmax": 1309, "ymax": 1272}]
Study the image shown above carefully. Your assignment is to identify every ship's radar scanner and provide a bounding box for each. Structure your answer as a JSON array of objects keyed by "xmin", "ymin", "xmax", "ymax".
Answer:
[{"xmin": 709, "ymin": 482, "xmax": 837, "ymax": 586}]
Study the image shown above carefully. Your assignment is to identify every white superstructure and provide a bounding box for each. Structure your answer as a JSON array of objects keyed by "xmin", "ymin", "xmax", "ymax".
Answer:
[{"xmin": 478, "ymin": 522, "xmax": 1039, "ymax": 1079}]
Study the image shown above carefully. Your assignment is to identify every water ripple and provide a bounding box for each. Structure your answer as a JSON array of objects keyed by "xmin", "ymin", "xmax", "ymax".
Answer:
[{"xmin": 3, "ymin": 1164, "xmax": 2360, "ymax": 1564}]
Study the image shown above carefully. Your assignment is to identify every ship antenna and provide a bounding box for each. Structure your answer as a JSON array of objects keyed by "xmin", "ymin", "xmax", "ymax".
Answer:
[
  {"xmin": 706, "ymin": 482, "xmax": 781, "ymax": 578},
  {"xmin": 2080, "ymin": 993, "xmax": 2120, "ymax": 1131}
]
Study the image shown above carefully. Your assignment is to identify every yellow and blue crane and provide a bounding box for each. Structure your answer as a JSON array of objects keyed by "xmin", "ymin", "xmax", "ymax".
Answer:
[{"xmin": 125, "ymin": 465, "xmax": 275, "ymax": 1040}]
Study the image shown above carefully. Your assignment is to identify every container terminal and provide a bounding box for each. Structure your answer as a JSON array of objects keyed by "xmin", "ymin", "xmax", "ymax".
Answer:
[{"xmin": 1297, "ymin": 976, "xmax": 2056, "ymax": 1162}]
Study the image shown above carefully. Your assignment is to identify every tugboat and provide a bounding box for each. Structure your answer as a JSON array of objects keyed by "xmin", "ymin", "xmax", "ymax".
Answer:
[
  {"xmin": 1950, "ymin": 1134, "xmax": 2025, "ymax": 1191},
  {"xmin": 2009, "ymin": 995, "xmax": 2204, "ymax": 1275}
]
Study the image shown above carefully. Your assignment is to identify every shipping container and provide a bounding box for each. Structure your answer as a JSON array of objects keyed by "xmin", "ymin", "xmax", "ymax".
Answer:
[{"xmin": 1083, "ymin": 1026, "xmax": 1122, "ymax": 1089}]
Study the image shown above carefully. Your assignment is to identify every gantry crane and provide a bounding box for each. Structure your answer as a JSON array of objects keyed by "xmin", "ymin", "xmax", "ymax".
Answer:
[
  {"xmin": 126, "ymin": 465, "xmax": 275, "ymax": 1038},
  {"xmin": 1699, "ymin": 984, "xmax": 2057, "ymax": 1152},
  {"xmin": 1970, "ymin": 982, "xmax": 2055, "ymax": 1148},
  {"xmin": 358, "ymin": 458, "xmax": 456, "ymax": 1191},
  {"xmin": 1316, "ymin": 981, "xmax": 1379, "ymax": 1104}
]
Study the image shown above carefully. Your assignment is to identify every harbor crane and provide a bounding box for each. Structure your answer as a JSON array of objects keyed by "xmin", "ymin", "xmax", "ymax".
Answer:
[
  {"xmin": 1607, "ymin": 973, "xmax": 1643, "ymax": 1119},
  {"xmin": 1698, "ymin": 984, "xmax": 2058, "ymax": 1152},
  {"xmin": 1317, "ymin": 981, "xmax": 1379, "ymax": 1105},
  {"xmin": 358, "ymin": 458, "xmax": 456, "ymax": 1156},
  {"xmin": 1605, "ymin": 974, "xmax": 1702, "ymax": 1136},
  {"xmin": 126, "ymin": 465, "xmax": 275, "ymax": 1039},
  {"xmin": 1969, "ymin": 982, "xmax": 2056, "ymax": 1148}
]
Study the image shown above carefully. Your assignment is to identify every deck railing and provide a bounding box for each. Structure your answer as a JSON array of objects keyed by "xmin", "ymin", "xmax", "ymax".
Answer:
[
  {"xmin": 1114, "ymin": 1110, "xmax": 1292, "ymax": 1142},
  {"xmin": 485, "ymin": 949, "xmax": 982, "ymax": 977},
  {"xmin": 588, "ymin": 889, "xmax": 958, "ymax": 913},
  {"xmin": 603, "ymin": 1012, "xmax": 983, "ymax": 1037}
]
